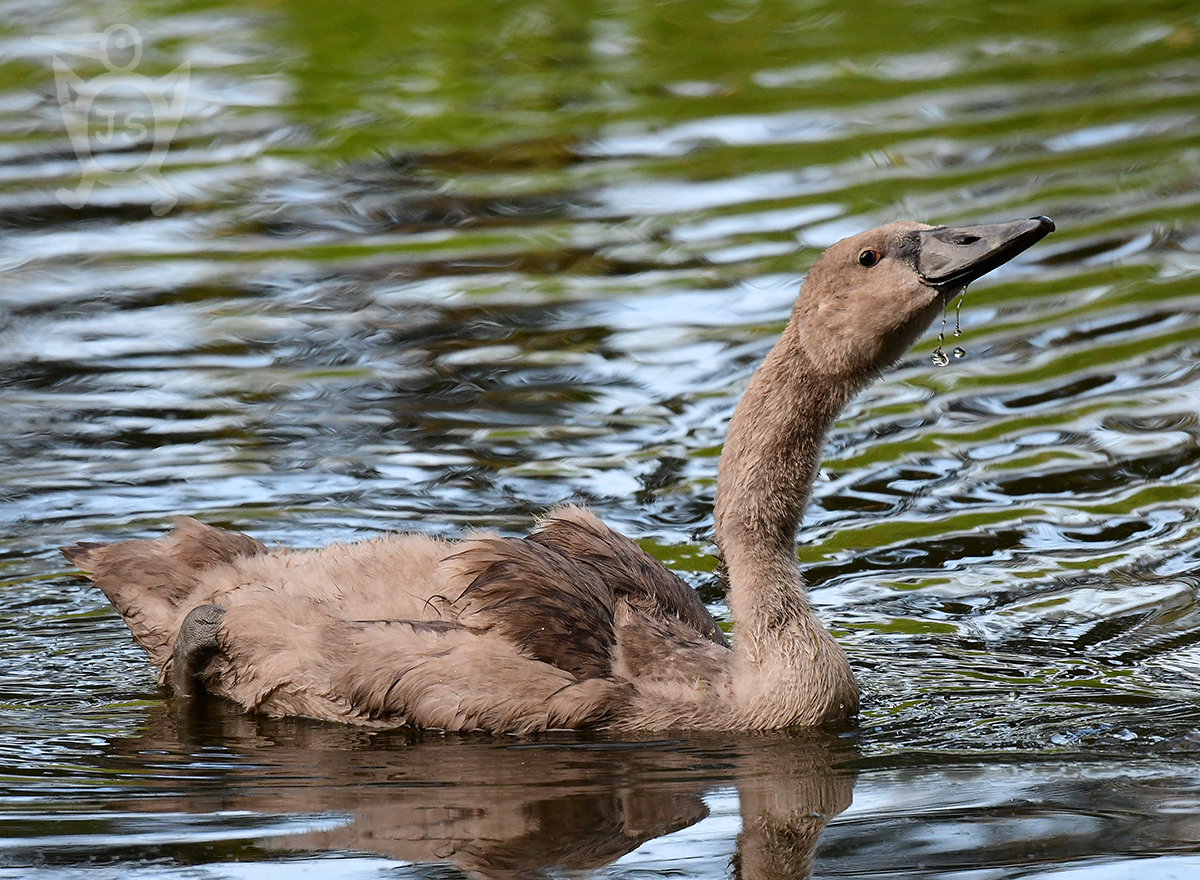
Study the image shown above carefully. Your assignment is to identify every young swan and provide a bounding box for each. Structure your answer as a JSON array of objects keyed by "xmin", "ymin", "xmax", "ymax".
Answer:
[{"xmin": 63, "ymin": 217, "xmax": 1054, "ymax": 734}]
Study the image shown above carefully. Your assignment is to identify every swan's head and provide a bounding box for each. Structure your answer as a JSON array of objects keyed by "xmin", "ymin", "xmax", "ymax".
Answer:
[{"xmin": 793, "ymin": 216, "xmax": 1054, "ymax": 376}]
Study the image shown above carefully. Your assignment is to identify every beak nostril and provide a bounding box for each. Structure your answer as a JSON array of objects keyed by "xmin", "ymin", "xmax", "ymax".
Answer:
[{"xmin": 955, "ymin": 235, "xmax": 981, "ymax": 245}]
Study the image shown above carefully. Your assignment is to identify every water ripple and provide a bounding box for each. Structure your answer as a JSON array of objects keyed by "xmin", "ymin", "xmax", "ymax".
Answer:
[{"xmin": 2, "ymin": 0, "xmax": 1200, "ymax": 876}]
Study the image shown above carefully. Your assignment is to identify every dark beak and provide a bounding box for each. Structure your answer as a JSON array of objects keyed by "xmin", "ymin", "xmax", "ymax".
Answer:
[{"xmin": 918, "ymin": 216, "xmax": 1055, "ymax": 291}]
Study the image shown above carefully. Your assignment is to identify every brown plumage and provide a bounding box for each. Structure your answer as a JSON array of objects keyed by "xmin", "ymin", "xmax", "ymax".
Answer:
[{"xmin": 62, "ymin": 216, "xmax": 1054, "ymax": 733}]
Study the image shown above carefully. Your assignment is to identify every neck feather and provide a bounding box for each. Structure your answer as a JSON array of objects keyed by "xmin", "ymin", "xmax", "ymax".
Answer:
[{"xmin": 713, "ymin": 320, "xmax": 858, "ymax": 634}]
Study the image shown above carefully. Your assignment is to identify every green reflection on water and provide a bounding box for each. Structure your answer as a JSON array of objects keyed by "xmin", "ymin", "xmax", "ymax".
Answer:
[{"xmin": 2, "ymin": 0, "xmax": 1200, "ymax": 875}]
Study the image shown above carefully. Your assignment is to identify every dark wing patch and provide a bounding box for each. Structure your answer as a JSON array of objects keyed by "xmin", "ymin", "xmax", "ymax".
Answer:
[
  {"xmin": 454, "ymin": 538, "xmax": 616, "ymax": 680},
  {"xmin": 353, "ymin": 618, "xmax": 467, "ymax": 636},
  {"xmin": 529, "ymin": 510, "xmax": 728, "ymax": 647}
]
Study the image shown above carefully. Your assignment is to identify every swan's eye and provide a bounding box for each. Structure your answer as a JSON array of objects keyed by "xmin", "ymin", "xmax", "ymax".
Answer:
[{"xmin": 858, "ymin": 248, "xmax": 881, "ymax": 268}]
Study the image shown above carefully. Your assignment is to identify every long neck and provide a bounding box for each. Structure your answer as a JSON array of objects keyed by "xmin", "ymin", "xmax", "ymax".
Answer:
[{"xmin": 713, "ymin": 319, "xmax": 858, "ymax": 641}]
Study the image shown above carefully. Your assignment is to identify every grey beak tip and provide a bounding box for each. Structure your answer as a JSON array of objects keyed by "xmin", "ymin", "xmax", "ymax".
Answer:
[{"xmin": 918, "ymin": 215, "xmax": 1056, "ymax": 290}]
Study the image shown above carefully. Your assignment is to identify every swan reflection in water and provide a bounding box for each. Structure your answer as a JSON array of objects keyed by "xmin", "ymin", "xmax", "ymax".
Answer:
[{"xmin": 99, "ymin": 701, "xmax": 856, "ymax": 879}]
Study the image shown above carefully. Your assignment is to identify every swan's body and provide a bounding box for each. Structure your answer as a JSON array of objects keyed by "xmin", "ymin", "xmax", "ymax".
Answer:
[{"xmin": 63, "ymin": 217, "xmax": 1053, "ymax": 733}]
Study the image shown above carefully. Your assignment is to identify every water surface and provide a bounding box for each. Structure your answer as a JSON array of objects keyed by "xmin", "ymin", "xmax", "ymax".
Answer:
[{"xmin": 2, "ymin": 0, "xmax": 1200, "ymax": 876}]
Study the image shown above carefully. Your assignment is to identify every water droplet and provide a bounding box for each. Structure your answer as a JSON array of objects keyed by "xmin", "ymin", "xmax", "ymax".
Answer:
[
  {"xmin": 953, "ymin": 286, "xmax": 968, "ymax": 338},
  {"xmin": 953, "ymin": 346, "xmax": 966, "ymax": 359},
  {"xmin": 931, "ymin": 293, "xmax": 951, "ymax": 366}
]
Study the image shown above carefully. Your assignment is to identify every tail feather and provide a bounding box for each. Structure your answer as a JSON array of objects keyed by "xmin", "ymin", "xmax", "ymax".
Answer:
[
  {"xmin": 60, "ymin": 541, "xmax": 104, "ymax": 572},
  {"xmin": 61, "ymin": 517, "xmax": 267, "ymax": 671}
]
